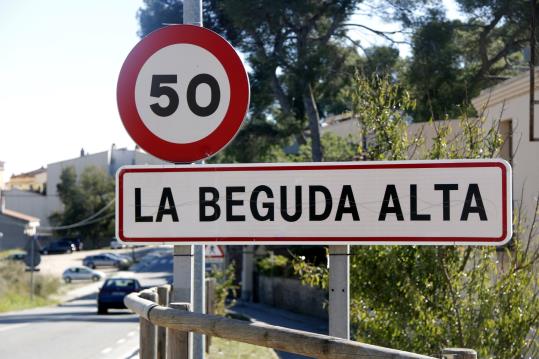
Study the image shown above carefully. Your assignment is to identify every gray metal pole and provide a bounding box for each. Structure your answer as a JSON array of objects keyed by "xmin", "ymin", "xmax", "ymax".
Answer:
[
  {"xmin": 193, "ymin": 245, "xmax": 205, "ymax": 358},
  {"xmin": 30, "ymin": 235, "xmax": 35, "ymax": 301},
  {"xmin": 182, "ymin": 2, "xmax": 204, "ymax": 358},
  {"xmin": 241, "ymin": 245, "xmax": 254, "ymax": 301},
  {"xmin": 183, "ymin": 0, "xmax": 202, "ymax": 27},
  {"xmin": 328, "ymin": 245, "xmax": 350, "ymax": 339},
  {"xmin": 172, "ymin": 245, "xmax": 193, "ymax": 358}
]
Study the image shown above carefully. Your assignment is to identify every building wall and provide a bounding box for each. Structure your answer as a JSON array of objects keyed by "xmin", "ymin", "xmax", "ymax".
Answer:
[
  {"xmin": 472, "ymin": 68, "xmax": 539, "ymax": 222},
  {"xmin": 111, "ymin": 148, "xmax": 165, "ymax": 175},
  {"xmin": 3, "ymin": 189, "xmax": 51, "ymax": 228},
  {"xmin": 321, "ymin": 116, "xmax": 362, "ymax": 142},
  {"xmin": 46, "ymin": 151, "xmax": 110, "ymax": 198},
  {"xmin": 0, "ymin": 213, "xmax": 29, "ymax": 251},
  {"xmin": 257, "ymin": 275, "xmax": 328, "ymax": 319},
  {"xmin": 7, "ymin": 148, "xmax": 166, "ymax": 232}
]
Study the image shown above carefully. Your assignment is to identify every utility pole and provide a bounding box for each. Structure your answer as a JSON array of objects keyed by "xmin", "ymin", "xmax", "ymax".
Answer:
[
  {"xmin": 30, "ymin": 235, "xmax": 35, "ymax": 301},
  {"xmin": 177, "ymin": 2, "xmax": 205, "ymax": 359},
  {"xmin": 530, "ymin": 0, "xmax": 538, "ymax": 142}
]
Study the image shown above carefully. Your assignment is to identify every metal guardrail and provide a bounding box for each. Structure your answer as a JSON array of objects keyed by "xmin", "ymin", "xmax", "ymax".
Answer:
[{"xmin": 125, "ymin": 288, "xmax": 438, "ymax": 359}]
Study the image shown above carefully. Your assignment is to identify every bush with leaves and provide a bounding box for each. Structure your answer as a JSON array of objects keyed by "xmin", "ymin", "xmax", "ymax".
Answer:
[
  {"xmin": 208, "ymin": 263, "xmax": 239, "ymax": 316},
  {"xmin": 293, "ymin": 73, "xmax": 539, "ymax": 358},
  {"xmin": 257, "ymin": 254, "xmax": 295, "ymax": 278}
]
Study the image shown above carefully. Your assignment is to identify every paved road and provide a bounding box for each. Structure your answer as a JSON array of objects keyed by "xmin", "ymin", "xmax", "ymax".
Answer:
[
  {"xmin": 0, "ymin": 293, "xmax": 139, "ymax": 359},
  {"xmin": 0, "ymin": 246, "xmax": 177, "ymax": 359},
  {"xmin": 231, "ymin": 302, "xmax": 328, "ymax": 359}
]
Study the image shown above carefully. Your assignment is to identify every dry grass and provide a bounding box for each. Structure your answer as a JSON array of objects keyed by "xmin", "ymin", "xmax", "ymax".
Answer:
[
  {"xmin": 0, "ymin": 255, "xmax": 60, "ymax": 313},
  {"xmin": 208, "ymin": 337, "xmax": 278, "ymax": 359}
]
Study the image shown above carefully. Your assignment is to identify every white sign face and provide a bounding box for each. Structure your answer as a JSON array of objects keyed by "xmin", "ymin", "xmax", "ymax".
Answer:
[
  {"xmin": 134, "ymin": 44, "xmax": 231, "ymax": 144},
  {"xmin": 116, "ymin": 160, "xmax": 512, "ymax": 245}
]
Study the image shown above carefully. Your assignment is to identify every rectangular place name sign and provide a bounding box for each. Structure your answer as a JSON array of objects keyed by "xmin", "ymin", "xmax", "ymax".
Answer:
[{"xmin": 116, "ymin": 160, "xmax": 512, "ymax": 245}]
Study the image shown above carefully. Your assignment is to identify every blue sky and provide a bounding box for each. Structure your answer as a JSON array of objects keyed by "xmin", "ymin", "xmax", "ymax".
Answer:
[
  {"xmin": 0, "ymin": 0, "xmax": 142, "ymax": 178},
  {"xmin": 0, "ymin": 0, "xmax": 460, "ymax": 179}
]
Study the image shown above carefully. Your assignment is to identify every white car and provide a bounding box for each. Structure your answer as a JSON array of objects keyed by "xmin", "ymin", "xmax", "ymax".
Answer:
[
  {"xmin": 63, "ymin": 266, "xmax": 105, "ymax": 283},
  {"xmin": 110, "ymin": 240, "xmax": 126, "ymax": 249}
]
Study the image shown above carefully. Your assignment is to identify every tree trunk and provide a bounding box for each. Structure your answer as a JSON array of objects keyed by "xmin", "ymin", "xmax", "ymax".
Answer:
[{"xmin": 303, "ymin": 84, "xmax": 323, "ymax": 162}]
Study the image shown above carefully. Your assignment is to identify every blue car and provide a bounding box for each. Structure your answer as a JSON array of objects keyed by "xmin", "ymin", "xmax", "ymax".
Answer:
[{"xmin": 97, "ymin": 277, "xmax": 141, "ymax": 314}]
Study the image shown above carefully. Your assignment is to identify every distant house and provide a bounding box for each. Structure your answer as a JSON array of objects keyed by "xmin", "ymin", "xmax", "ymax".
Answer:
[
  {"xmin": 6, "ymin": 166, "xmax": 47, "ymax": 193},
  {"xmin": 0, "ymin": 195, "xmax": 39, "ymax": 251},
  {"xmin": 3, "ymin": 145, "xmax": 165, "ymax": 231}
]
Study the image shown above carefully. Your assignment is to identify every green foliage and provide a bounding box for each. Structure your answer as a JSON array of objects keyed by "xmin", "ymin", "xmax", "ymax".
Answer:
[
  {"xmin": 406, "ymin": 15, "xmax": 472, "ymax": 121},
  {"xmin": 257, "ymin": 254, "xmax": 294, "ymax": 278},
  {"xmin": 208, "ymin": 263, "xmax": 239, "ymax": 316},
  {"xmin": 280, "ymin": 132, "xmax": 357, "ymax": 163},
  {"xmin": 293, "ymin": 254, "xmax": 329, "ymax": 291},
  {"xmin": 49, "ymin": 166, "xmax": 115, "ymax": 246},
  {"xmin": 0, "ymin": 259, "xmax": 60, "ymax": 312},
  {"xmin": 137, "ymin": 0, "xmax": 183, "ymax": 37},
  {"xmin": 362, "ymin": 46, "xmax": 402, "ymax": 78},
  {"xmin": 293, "ymin": 74, "xmax": 539, "ymax": 357},
  {"xmin": 404, "ymin": 1, "xmax": 536, "ymax": 121},
  {"xmin": 350, "ymin": 74, "xmax": 420, "ymax": 161}
]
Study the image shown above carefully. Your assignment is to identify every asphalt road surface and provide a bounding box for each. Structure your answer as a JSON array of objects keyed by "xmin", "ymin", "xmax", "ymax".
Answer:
[
  {"xmin": 0, "ymin": 293, "xmax": 139, "ymax": 359},
  {"xmin": 0, "ymin": 246, "xmax": 181, "ymax": 359}
]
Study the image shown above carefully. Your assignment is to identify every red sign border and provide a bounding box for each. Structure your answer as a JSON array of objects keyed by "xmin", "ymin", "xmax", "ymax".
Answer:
[
  {"xmin": 117, "ymin": 25, "xmax": 250, "ymax": 163},
  {"xmin": 116, "ymin": 160, "xmax": 511, "ymax": 245},
  {"xmin": 205, "ymin": 245, "xmax": 225, "ymax": 258}
]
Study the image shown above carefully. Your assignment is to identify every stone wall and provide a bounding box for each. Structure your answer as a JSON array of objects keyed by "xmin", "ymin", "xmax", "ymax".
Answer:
[{"xmin": 257, "ymin": 275, "xmax": 327, "ymax": 319}]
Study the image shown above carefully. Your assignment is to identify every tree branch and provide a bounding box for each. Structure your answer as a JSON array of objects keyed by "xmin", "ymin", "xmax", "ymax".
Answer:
[{"xmin": 341, "ymin": 23, "xmax": 410, "ymax": 45}]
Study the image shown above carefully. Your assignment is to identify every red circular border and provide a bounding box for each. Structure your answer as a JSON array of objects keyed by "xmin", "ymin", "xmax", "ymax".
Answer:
[{"xmin": 117, "ymin": 25, "xmax": 250, "ymax": 163}]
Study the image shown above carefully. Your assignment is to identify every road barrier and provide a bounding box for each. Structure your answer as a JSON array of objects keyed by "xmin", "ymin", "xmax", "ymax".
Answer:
[{"xmin": 125, "ymin": 284, "xmax": 476, "ymax": 359}]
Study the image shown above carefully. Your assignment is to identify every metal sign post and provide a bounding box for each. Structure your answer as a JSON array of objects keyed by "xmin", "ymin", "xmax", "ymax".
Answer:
[
  {"xmin": 181, "ymin": 2, "xmax": 203, "ymax": 359},
  {"xmin": 328, "ymin": 245, "xmax": 350, "ymax": 339},
  {"xmin": 241, "ymin": 245, "xmax": 254, "ymax": 301},
  {"xmin": 172, "ymin": 245, "xmax": 194, "ymax": 357}
]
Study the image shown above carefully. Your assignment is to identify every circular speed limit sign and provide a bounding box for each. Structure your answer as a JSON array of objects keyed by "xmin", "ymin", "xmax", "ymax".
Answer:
[{"xmin": 117, "ymin": 25, "xmax": 250, "ymax": 163}]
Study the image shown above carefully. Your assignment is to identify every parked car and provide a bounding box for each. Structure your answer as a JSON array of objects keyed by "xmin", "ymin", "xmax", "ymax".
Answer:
[
  {"xmin": 59, "ymin": 238, "xmax": 83, "ymax": 251},
  {"xmin": 97, "ymin": 277, "xmax": 141, "ymax": 314},
  {"xmin": 104, "ymin": 252, "xmax": 133, "ymax": 268},
  {"xmin": 82, "ymin": 253, "xmax": 130, "ymax": 269},
  {"xmin": 62, "ymin": 266, "xmax": 104, "ymax": 283},
  {"xmin": 110, "ymin": 240, "xmax": 126, "ymax": 249},
  {"xmin": 40, "ymin": 241, "xmax": 75, "ymax": 254}
]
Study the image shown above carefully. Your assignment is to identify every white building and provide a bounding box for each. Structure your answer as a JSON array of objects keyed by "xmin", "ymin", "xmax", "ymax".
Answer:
[
  {"xmin": 322, "ymin": 68, "xmax": 539, "ymax": 230},
  {"xmin": 3, "ymin": 145, "xmax": 165, "ymax": 230},
  {"xmin": 472, "ymin": 68, "xmax": 539, "ymax": 223}
]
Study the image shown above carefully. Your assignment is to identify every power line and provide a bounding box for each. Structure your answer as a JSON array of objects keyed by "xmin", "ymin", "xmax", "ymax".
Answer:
[
  {"xmin": 40, "ymin": 200, "xmax": 115, "ymax": 231},
  {"xmin": 0, "ymin": 200, "xmax": 115, "ymax": 232}
]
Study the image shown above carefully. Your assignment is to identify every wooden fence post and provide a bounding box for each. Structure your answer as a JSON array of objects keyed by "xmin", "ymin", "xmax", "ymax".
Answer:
[
  {"xmin": 139, "ymin": 291, "xmax": 158, "ymax": 359},
  {"xmin": 157, "ymin": 286, "xmax": 170, "ymax": 359},
  {"xmin": 205, "ymin": 278, "xmax": 216, "ymax": 354},
  {"xmin": 167, "ymin": 302, "xmax": 191, "ymax": 359},
  {"xmin": 441, "ymin": 348, "xmax": 477, "ymax": 359}
]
